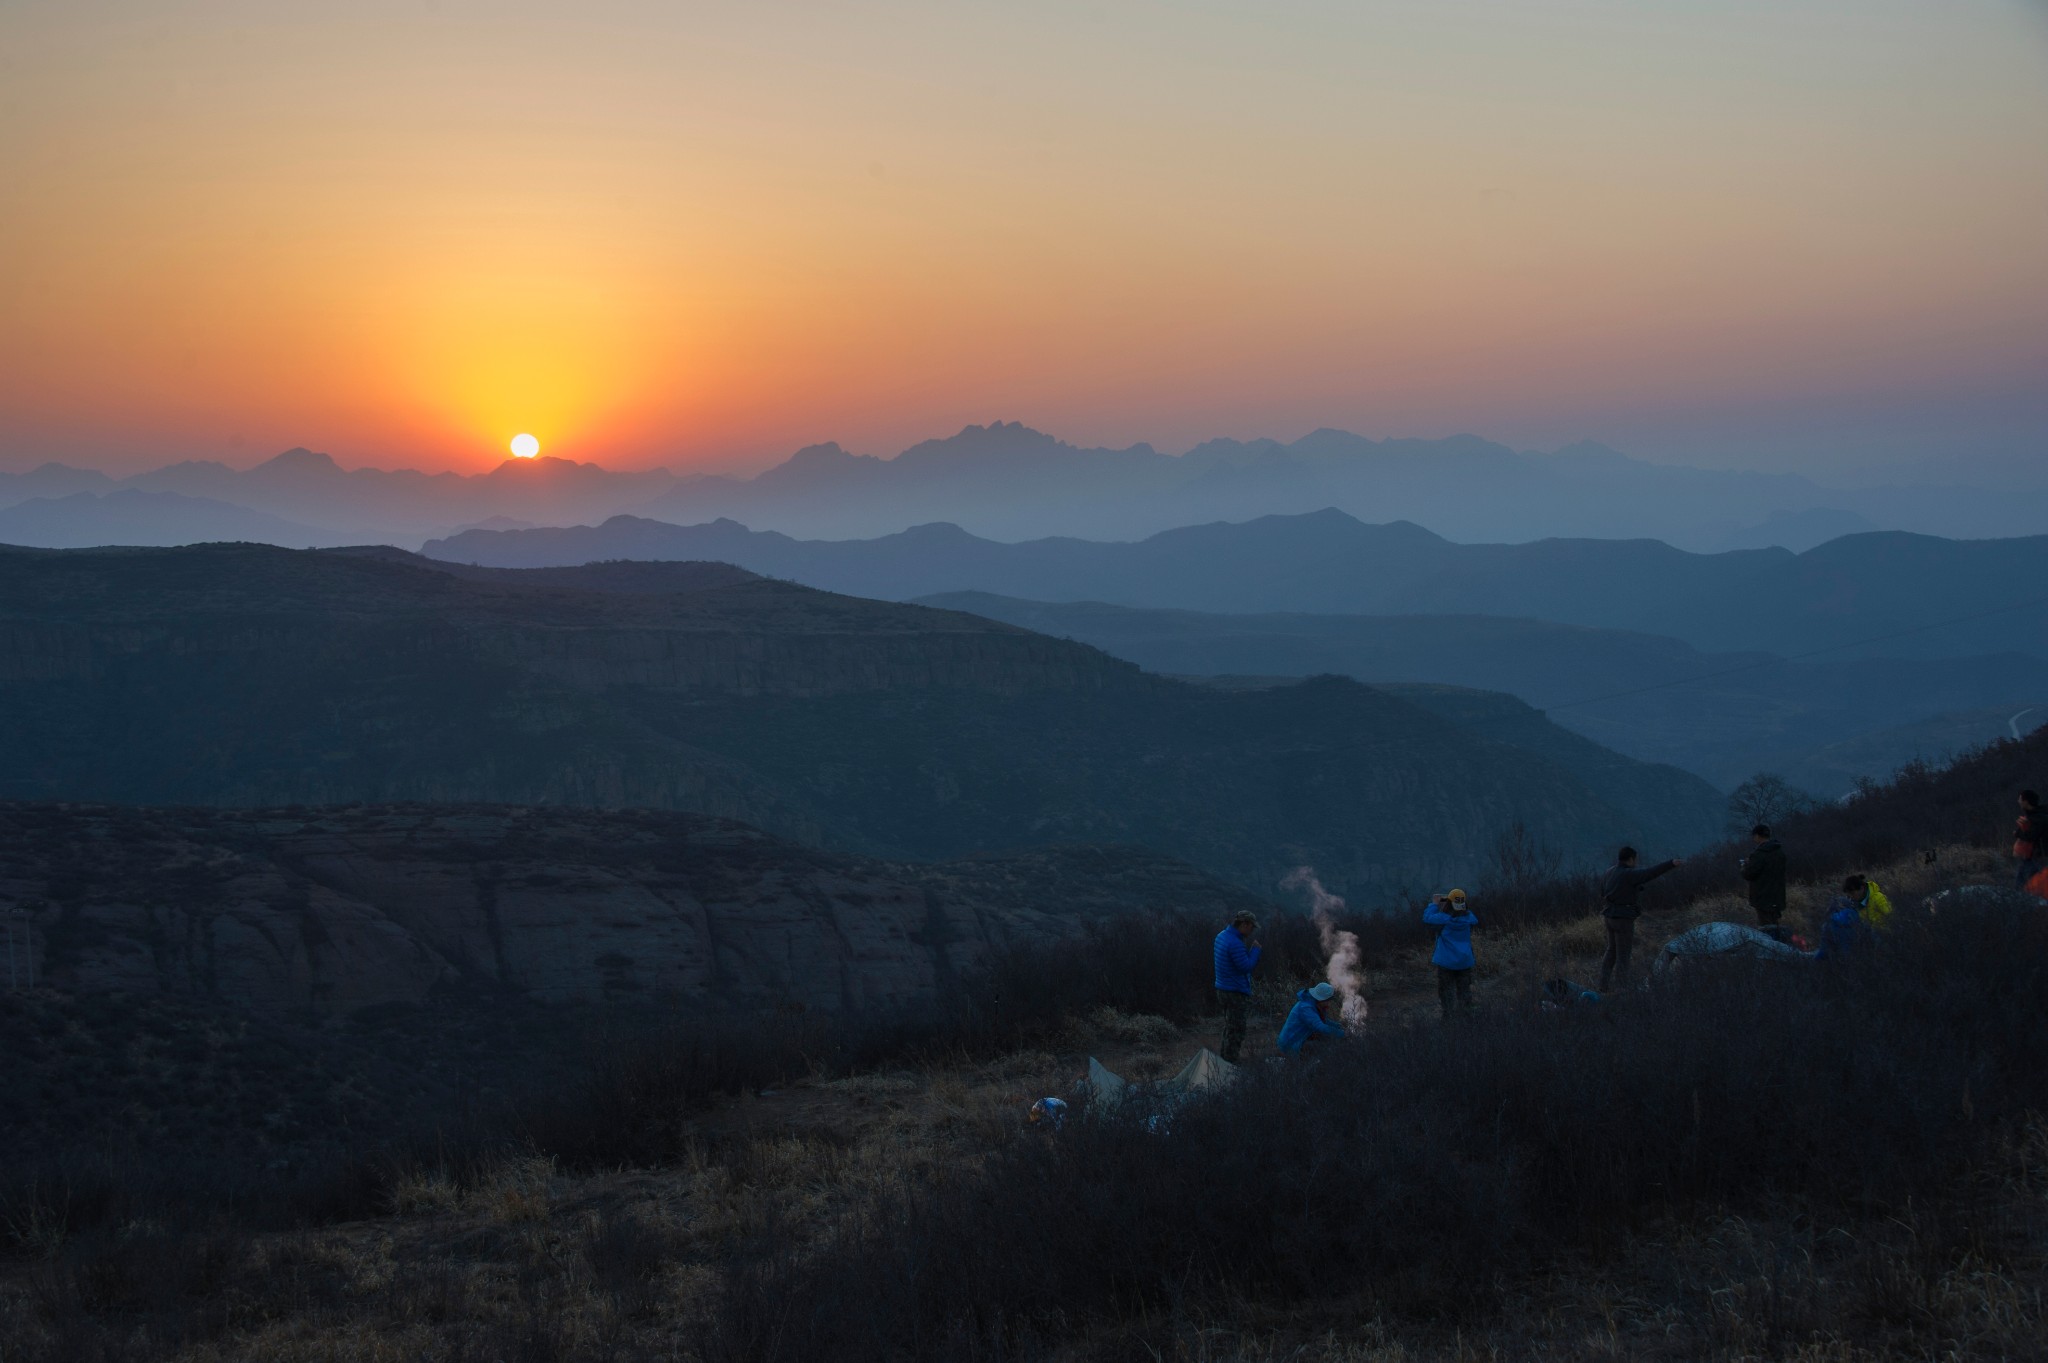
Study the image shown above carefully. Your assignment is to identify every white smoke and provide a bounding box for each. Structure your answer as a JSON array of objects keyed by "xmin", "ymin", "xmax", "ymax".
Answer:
[{"xmin": 1280, "ymin": 866, "xmax": 1368, "ymax": 1027}]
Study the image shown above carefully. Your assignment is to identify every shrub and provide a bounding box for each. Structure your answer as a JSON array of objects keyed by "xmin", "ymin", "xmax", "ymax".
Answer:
[{"xmin": 708, "ymin": 898, "xmax": 2048, "ymax": 1361}]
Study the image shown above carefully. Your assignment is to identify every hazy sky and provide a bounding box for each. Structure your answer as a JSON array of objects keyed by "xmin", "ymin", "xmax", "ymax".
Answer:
[{"xmin": 3, "ymin": 1, "xmax": 2045, "ymax": 481}]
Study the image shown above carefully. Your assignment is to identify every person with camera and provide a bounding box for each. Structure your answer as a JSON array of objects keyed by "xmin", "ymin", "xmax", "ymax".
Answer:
[{"xmin": 1423, "ymin": 888, "xmax": 1478, "ymax": 1019}]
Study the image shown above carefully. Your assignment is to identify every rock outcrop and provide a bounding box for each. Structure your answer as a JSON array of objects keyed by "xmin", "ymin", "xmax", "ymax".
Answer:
[{"xmin": 0, "ymin": 802, "xmax": 1264, "ymax": 1015}]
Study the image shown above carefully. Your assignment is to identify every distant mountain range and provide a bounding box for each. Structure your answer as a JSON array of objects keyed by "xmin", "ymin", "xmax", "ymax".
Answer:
[
  {"xmin": 8, "ymin": 421, "xmax": 2048, "ymax": 549},
  {"xmin": 0, "ymin": 543, "xmax": 1723, "ymax": 895},
  {"xmin": 425, "ymin": 508, "xmax": 2048, "ymax": 664},
  {"xmin": 0, "ymin": 488, "xmax": 353, "ymax": 549},
  {"xmin": 913, "ymin": 593, "xmax": 2048, "ymax": 794}
]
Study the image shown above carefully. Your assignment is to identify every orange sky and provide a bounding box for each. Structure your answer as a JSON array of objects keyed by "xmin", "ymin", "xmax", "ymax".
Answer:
[{"xmin": 3, "ymin": 1, "xmax": 2046, "ymax": 479}]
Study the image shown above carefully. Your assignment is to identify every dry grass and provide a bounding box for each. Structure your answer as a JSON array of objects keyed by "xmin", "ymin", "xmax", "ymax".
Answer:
[{"xmin": 5, "ymin": 845, "xmax": 2041, "ymax": 1361}]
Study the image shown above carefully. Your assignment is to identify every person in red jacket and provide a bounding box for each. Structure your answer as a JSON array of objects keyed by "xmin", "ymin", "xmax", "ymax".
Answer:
[{"xmin": 2016, "ymin": 790, "xmax": 2045, "ymax": 896}]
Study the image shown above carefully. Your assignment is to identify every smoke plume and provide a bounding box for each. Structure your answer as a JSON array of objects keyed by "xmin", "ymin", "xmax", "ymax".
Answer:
[{"xmin": 1280, "ymin": 866, "xmax": 1368, "ymax": 1026}]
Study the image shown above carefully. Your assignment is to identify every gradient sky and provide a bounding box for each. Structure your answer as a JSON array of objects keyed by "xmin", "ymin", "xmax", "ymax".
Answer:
[{"xmin": 3, "ymin": 1, "xmax": 2046, "ymax": 481}]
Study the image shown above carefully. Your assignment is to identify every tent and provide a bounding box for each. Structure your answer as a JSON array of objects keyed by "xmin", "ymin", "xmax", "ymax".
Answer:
[
  {"xmin": 1654, "ymin": 921, "xmax": 1811, "ymax": 974},
  {"xmin": 1927, "ymin": 884, "xmax": 2045, "ymax": 913},
  {"xmin": 1083, "ymin": 1048, "xmax": 1238, "ymax": 1112}
]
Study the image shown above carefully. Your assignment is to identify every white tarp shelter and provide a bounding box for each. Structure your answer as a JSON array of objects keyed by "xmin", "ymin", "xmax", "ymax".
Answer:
[{"xmin": 1655, "ymin": 921, "xmax": 1811, "ymax": 974}]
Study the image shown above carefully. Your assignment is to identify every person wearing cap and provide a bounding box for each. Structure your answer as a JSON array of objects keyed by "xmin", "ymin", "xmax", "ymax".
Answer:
[
  {"xmin": 1212, "ymin": 910, "xmax": 1262, "ymax": 1064},
  {"xmin": 1424, "ymin": 889, "xmax": 1478, "ymax": 1019},
  {"xmin": 1276, "ymin": 982, "xmax": 1346, "ymax": 1056}
]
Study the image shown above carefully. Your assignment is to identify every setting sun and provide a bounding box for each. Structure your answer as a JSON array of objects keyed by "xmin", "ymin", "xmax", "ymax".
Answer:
[{"xmin": 509, "ymin": 433, "xmax": 540, "ymax": 459}]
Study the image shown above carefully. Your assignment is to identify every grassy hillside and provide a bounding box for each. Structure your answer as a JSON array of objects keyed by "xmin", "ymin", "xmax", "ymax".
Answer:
[
  {"xmin": 0, "ymin": 543, "xmax": 1722, "ymax": 890},
  {"xmin": 4, "ymin": 732, "xmax": 2042, "ymax": 1360}
]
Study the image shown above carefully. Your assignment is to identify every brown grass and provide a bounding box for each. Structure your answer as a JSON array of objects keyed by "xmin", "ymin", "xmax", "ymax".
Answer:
[{"xmin": 3, "ymin": 845, "xmax": 2041, "ymax": 1361}]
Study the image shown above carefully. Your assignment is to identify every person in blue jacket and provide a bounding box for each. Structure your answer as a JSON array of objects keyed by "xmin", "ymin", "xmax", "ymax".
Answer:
[
  {"xmin": 1277, "ymin": 982, "xmax": 1346, "ymax": 1056},
  {"xmin": 1815, "ymin": 874, "xmax": 1871, "ymax": 961},
  {"xmin": 1212, "ymin": 911, "xmax": 1262, "ymax": 1063},
  {"xmin": 1424, "ymin": 888, "xmax": 1478, "ymax": 1019}
]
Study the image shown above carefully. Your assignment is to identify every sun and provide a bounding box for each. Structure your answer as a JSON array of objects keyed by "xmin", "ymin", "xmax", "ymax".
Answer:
[{"xmin": 509, "ymin": 433, "xmax": 540, "ymax": 459}]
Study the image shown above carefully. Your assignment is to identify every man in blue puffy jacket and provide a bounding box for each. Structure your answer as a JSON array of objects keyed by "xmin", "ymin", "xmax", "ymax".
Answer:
[
  {"xmin": 1212, "ymin": 911, "xmax": 1261, "ymax": 1063},
  {"xmin": 1424, "ymin": 889, "xmax": 1478, "ymax": 1019},
  {"xmin": 1277, "ymin": 982, "xmax": 1346, "ymax": 1056}
]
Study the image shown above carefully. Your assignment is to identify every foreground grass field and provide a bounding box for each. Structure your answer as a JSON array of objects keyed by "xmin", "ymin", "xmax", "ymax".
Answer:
[{"xmin": 5, "ymin": 828, "xmax": 2045, "ymax": 1362}]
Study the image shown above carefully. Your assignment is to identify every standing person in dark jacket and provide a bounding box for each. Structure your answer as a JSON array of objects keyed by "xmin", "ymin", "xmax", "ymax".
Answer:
[
  {"xmin": 1598, "ymin": 846, "xmax": 1683, "ymax": 992},
  {"xmin": 2015, "ymin": 791, "xmax": 2045, "ymax": 895},
  {"xmin": 1212, "ymin": 911, "xmax": 1262, "ymax": 1064},
  {"xmin": 1739, "ymin": 825, "xmax": 1788, "ymax": 940}
]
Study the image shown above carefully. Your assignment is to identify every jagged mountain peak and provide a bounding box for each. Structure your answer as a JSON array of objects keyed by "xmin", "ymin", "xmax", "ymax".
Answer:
[{"xmin": 256, "ymin": 446, "xmax": 340, "ymax": 473}]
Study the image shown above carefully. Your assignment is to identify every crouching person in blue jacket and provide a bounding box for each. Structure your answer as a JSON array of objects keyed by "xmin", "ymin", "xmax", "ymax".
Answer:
[
  {"xmin": 1424, "ymin": 889, "xmax": 1478, "ymax": 1020},
  {"xmin": 1815, "ymin": 874, "xmax": 1871, "ymax": 961},
  {"xmin": 1277, "ymin": 982, "xmax": 1346, "ymax": 1057}
]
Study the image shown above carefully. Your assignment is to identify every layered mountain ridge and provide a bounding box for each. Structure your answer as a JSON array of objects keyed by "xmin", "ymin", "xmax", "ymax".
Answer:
[
  {"xmin": 0, "ymin": 543, "xmax": 1722, "ymax": 894},
  {"xmin": 9, "ymin": 420, "xmax": 2048, "ymax": 549},
  {"xmin": 426, "ymin": 508, "xmax": 2048, "ymax": 663}
]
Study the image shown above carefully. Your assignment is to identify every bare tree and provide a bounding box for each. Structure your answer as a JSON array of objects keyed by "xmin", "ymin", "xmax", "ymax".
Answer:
[
  {"xmin": 1492, "ymin": 820, "xmax": 1561, "ymax": 896},
  {"xmin": 1726, "ymin": 773, "xmax": 1819, "ymax": 834}
]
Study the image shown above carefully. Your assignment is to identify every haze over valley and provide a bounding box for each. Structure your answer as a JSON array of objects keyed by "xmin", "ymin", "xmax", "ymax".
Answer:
[{"xmin": 8, "ymin": 422, "xmax": 2048, "ymax": 551}]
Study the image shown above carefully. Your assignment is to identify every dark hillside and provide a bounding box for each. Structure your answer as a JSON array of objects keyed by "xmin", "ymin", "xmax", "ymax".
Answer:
[
  {"xmin": 921, "ymin": 591, "xmax": 2048, "ymax": 789},
  {"xmin": 1562, "ymin": 723, "xmax": 2048, "ymax": 918},
  {"xmin": 0, "ymin": 799, "xmax": 1266, "ymax": 1165},
  {"xmin": 1678, "ymin": 529, "xmax": 2048, "ymax": 658},
  {"xmin": 0, "ymin": 544, "xmax": 1722, "ymax": 890},
  {"xmin": 425, "ymin": 509, "xmax": 2048, "ymax": 661}
]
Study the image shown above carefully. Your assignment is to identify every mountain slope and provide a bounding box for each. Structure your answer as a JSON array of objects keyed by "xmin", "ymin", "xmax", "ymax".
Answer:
[
  {"xmin": 18, "ymin": 422, "xmax": 2048, "ymax": 549},
  {"xmin": 426, "ymin": 510, "xmax": 2048, "ymax": 662},
  {"xmin": 0, "ymin": 801, "xmax": 1264, "ymax": 1017},
  {"xmin": 0, "ymin": 543, "xmax": 1722, "ymax": 892},
  {"xmin": 0, "ymin": 489, "xmax": 352, "ymax": 549},
  {"xmin": 917, "ymin": 592, "xmax": 2048, "ymax": 790}
]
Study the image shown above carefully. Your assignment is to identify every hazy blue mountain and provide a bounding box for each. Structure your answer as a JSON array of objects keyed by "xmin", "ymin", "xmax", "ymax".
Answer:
[
  {"xmin": 1780, "ymin": 706, "xmax": 2048, "ymax": 799},
  {"xmin": 634, "ymin": 424, "xmax": 2048, "ymax": 546},
  {"xmin": 122, "ymin": 447, "xmax": 676, "ymax": 539},
  {"xmin": 0, "ymin": 489, "xmax": 352, "ymax": 549},
  {"xmin": 1669, "ymin": 531, "xmax": 2048, "ymax": 658},
  {"xmin": 0, "ymin": 462, "xmax": 116, "ymax": 508},
  {"xmin": 424, "ymin": 509, "xmax": 2048, "ymax": 662},
  {"xmin": 1718, "ymin": 506, "xmax": 1877, "ymax": 553},
  {"xmin": 913, "ymin": 592, "xmax": 2048, "ymax": 793},
  {"xmin": 0, "ymin": 542, "xmax": 1725, "ymax": 894},
  {"xmin": 12, "ymin": 421, "xmax": 2048, "ymax": 548}
]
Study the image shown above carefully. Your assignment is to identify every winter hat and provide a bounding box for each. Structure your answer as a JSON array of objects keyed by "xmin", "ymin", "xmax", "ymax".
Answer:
[
  {"xmin": 1309, "ymin": 983, "xmax": 1336, "ymax": 1001},
  {"xmin": 1447, "ymin": 888, "xmax": 1467, "ymax": 903}
]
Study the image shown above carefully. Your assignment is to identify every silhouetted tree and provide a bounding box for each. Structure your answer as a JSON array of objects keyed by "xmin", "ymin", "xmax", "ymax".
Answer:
[
  {"xmin": 1491, "ymin": 819, "xmax": 1561, "ymax": 896},
  {"xmin": 1726, "ymin": 773, "xmax": 1819, "ymax": 834}
]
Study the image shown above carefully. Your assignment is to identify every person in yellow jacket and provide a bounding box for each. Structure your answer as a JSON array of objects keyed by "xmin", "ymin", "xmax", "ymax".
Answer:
[{"xmin": 1845, "ymin": 874, "xmax": 1893, "ymax": 930}]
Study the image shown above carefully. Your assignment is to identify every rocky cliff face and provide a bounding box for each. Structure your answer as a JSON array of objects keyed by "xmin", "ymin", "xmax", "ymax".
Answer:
[{"xmin": 0, "ymin": 802, "xmax": 1262, "ymax": 1015}]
